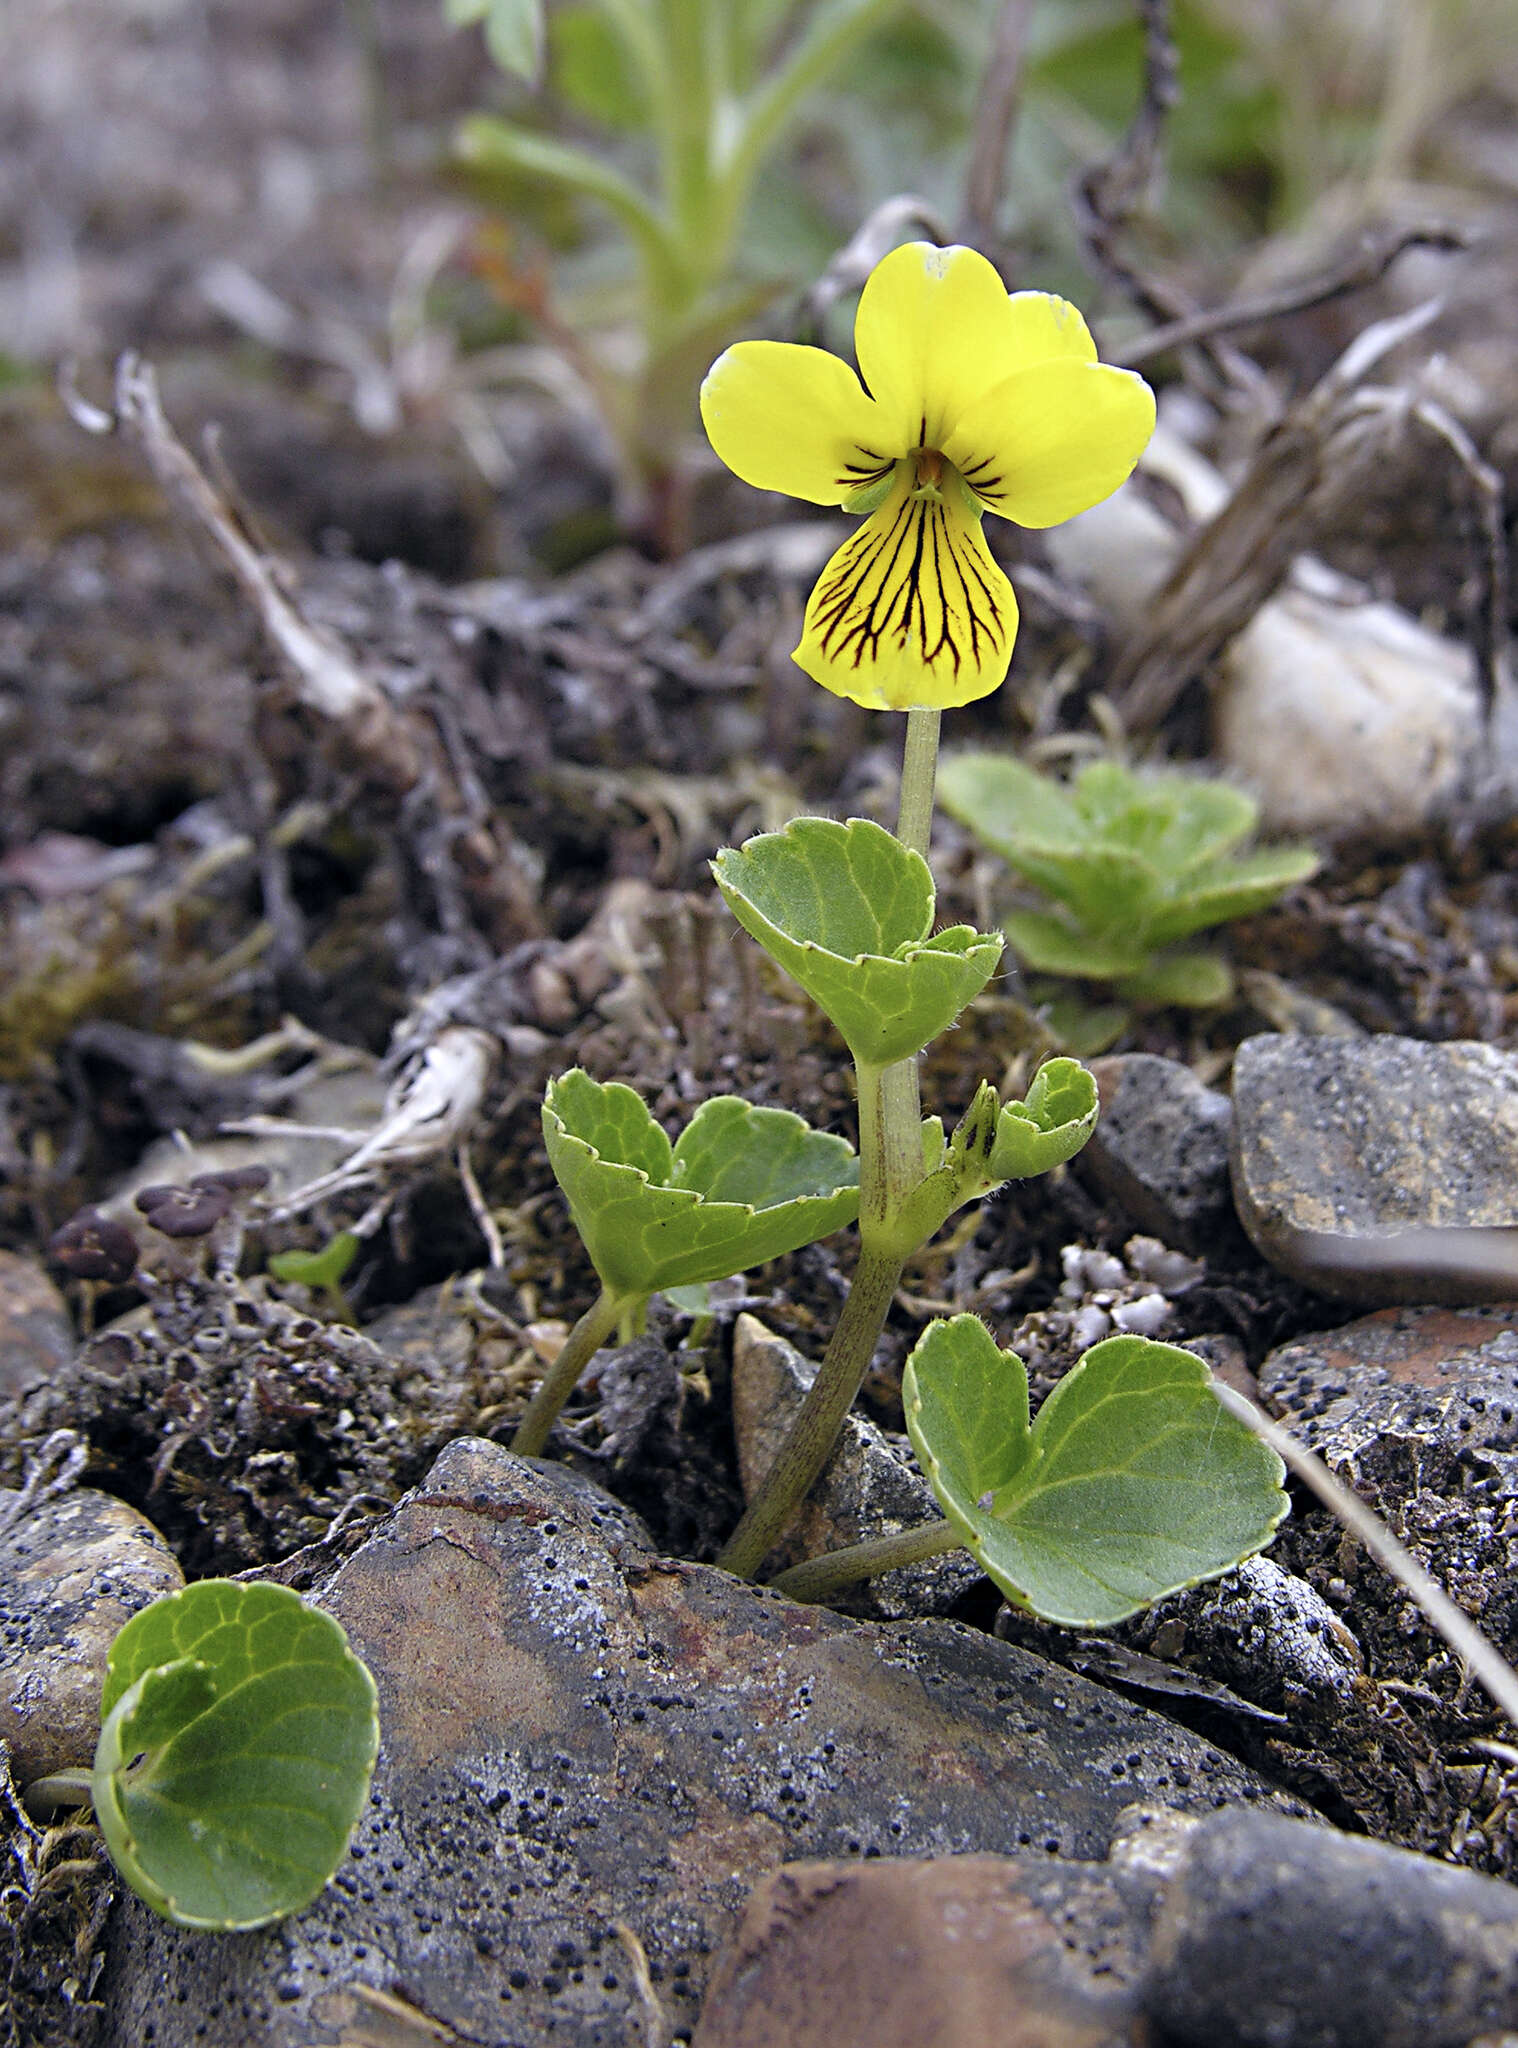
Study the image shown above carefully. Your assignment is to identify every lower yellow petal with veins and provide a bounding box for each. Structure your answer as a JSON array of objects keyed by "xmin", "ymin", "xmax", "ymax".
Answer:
[{"xmin": 794, "ymin": 474, "xmax": 1019, "ymax": 712}]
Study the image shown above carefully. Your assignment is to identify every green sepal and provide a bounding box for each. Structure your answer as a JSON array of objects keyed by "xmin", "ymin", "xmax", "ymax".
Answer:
[
  {"xmin": 712, "ymin": 817, "xmax": 1002, "ymax": 1066},
  {"xmin": 904, "ymin": 1317, "xmax": 1289, "ymax": 1627},
  {"xmin": 543, "ymin": 1070, "xmax": 859, "ymax": 1302},
  {"xmin": 92, "ymin": 1581, "xmax": 379, "ymax": 1931},
  {"xmin": 445, "ymin": 0, "xmax": 545, "ymax": 79}
]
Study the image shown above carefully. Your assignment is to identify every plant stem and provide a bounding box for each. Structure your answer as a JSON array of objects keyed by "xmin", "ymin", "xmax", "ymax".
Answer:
[
  {"xmin": 770, "ymin": 1518, "xmax": 961, "ymax": 1603},
  {"xmin": 22, "ymin": 1768, "xmax": 94, "ymax": 1814},
  {"xmin": 715, "ymin": 1236, "xmax": 904, "ymax": 1580},
  {"xmin": 897, "ymin": 705, "xmax": 941, "ymax": 858},
  {"xmin": 511, "ymin": 1288, "xmax": 628, "ymax": 1458}
]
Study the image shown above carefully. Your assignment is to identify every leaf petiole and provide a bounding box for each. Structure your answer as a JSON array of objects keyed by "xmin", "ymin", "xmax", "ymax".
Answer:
[{"xmin": 512, "ymin": 1287, "xmax": 632, "ymax": 1458}]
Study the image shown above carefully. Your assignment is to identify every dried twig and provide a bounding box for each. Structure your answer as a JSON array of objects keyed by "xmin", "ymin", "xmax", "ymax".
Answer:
[
  {"xmin": 1074, "ymin": 0, "xmax": 1259, "ymax": 397},
  {"xmin": 1112, "ymin": 221, "xmax": 1470, "ymax": 370},
  {"xmin": 72, "ymin": 354, "xmax": 424, "ymax": 791},
  {"xmin": 1107, "ymin": 298, "xmax": 1465, "ymax": 731},
  {"xmin": 959, "ymin": 0, "xmax": 1035, "ymax": 251}
]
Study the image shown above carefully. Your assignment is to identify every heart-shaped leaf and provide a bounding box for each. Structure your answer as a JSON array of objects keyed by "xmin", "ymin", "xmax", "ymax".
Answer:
[
  {"xmin": 93, "ymin": 1580, "xmax": 379, "ymax": 1931},
  {"xmin": 544, "ymin": 1070, "xmax": 859, "ymax": 1301},
  {"xmin": 712, "ymin": 817, "xmax": 1002, "ymax": 1067},
  {"xmin": 904, "ymin": 1316, "xmax": 1288, "ymax": 1627}
]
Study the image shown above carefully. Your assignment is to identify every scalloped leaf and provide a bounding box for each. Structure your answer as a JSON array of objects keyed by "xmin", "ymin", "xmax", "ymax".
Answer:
[
  {"xmin": 93, "ymin": 1581, "xmax": 378, "ymax": 1931},
  {"xmin": 904, "ymin": 1317, "xmax": 1288, "ymax": 1627},
  {"xmin": 713, "ymin": 817, "xmax": 1002, "ymax": 1066},
  {"xmin": 543, "ymin": 1070, "xmax": 858, "ymax": 1300}
]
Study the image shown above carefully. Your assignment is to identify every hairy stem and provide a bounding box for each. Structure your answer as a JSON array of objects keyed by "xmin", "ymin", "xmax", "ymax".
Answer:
[
  {"xmin": 715, "ymin": 1237, "xmax": 903, "ymax": 1580},
  {"xmin": 770, "ymin": 1518, "xmax": 960, "ymax": 1603},
  {"xmin": 511, "ymin": 1288, "xmax": 628, "ymax": 1458},
  {"xmin": 897, "ymin": 704, "xmax": 941, "ymax": 859}
]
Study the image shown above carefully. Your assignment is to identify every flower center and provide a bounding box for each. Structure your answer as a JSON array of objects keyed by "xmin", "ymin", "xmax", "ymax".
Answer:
[{"xmin": 909, "ymin": 447, "xmax": 946, "ymax": 502}]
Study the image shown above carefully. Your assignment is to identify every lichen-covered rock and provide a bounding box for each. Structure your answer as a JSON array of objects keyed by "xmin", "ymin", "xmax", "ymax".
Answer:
[
  {"xmin": 0, "ymin": 1482, "xmax": 183, "ymax": 1783},
  {"xmin": 99, "ymin": 1438, "xmax": 1290, "ymax": 2048},
  {"xmin": 1231, "ymin": 1033, "xmax": 1518, "ymax": 1303}
]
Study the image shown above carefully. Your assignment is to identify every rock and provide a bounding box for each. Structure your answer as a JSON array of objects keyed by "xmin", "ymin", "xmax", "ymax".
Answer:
[
  {"xmin": 729, "ymin": 1315, "xmax": 982, "ymax": 1617},
  {"xmin": 99, "ymin": 1437, "xmax": 1291, "ymax": 2048},
  {"xmin": 1230, "ymin": 1033, "xmax": 1518, "ymax": 1303},
  {"xmin": 1213, "ymin": 579, "xmax": 1479, "ymax": 841},
  {"xmin": 691, "ymin": 1853, "xmax": 1153, "ymax": 2048},
  {"xmin": 1079, "ymin": 1055, "xmax": 1239, "ymax": 1256},
  {"xmin": 1129, "ymin": 1556, "xmax": 1363, "ymax": 1717},
  {"xmin": 1147, "ymin": 1806, "xmax": 1518, "ymax": 2048},
  {"xmin": 0, "ymin": 1250, "xmax": 74, "ymax": 1402},
  {"xmin": 0, "ymin": 1481, "xmax": 183, "ymax": 1783}
]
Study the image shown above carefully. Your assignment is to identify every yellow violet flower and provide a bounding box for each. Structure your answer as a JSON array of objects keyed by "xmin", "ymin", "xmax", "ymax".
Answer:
[{"xmin": 700, "ymin": 241, "xmax": 1156, "ymax": 713}]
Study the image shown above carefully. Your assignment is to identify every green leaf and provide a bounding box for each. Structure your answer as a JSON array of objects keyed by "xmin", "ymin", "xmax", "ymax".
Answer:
[
  {"xmin": 713, "ymin": 817, "xmax": 1002, "ymax": 1066},
  {"xmin": 1140, "ymin": 844, "xmax": 1321, "ymax": 949},
  {"xmin": 543, "ymin": 1070, "xmax": 858, "ymax": 1301},
  {"xmin": 446, "ymin": 0, "xmax": 545, "ymax": 80},
  {"xmin": 985, "ymin": 1057, "xmax": 1098, "ymax": 1182},
  {"xmin": 267, "ymin": 1230, "xmax": 360, "ymax": 1292},
  {"xmin": 904, "ymin": 1318, "xmax": 1288, "ymax": 1627},
  {"xmin": 1004, "ymin": 909, "xmax": 1151, "ymax": 980},
  {"xmin": 92, "ymin": 1581, "xmax": 379, "ymax": 1931},
  {"xmin": 1115, "ymin": 952, "xmax": 1235, "ymax": 1009},
  {"xmin": 941, "ymin": 752, "xmax": 1316, "ymax": 996},
  {"xmin": 457, "ymin": 117, "xmax": 680, "ymax": 290}
]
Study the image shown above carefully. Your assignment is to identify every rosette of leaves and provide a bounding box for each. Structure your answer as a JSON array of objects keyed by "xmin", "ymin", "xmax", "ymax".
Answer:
[
  {"xmin": 904, "ymin": 1316, "xmax": 1288, "ymax": 1627},
  {"xmin": 544, "ymin": 1069, "xmax": 860, "ymax": 1302},
  {"xmin": 712, "ymin": 816, "xmax": 1003, "ymax": 1069},
  {"xmin": 938, "ymin": 754, "xmax": 1317, "ymax": 1012},
  {"xmin": 92, "ymin": 1580, "xmax": 379, "ymax": 1931}
]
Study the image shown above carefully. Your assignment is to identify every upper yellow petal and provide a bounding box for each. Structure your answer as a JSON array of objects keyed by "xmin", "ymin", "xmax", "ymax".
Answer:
[
  {"xmin": 943, "ymin": 360, "xmax": 1156, "ymax": 529},
  {"xmin": 853, "ymin": 242, "xmax": 1025, "ymax": 452},
  {"xmin": 793, "ymin": 472, "xmax": 1019, "ymax": 712},
  {"xmin": 700, "ymin": 340, "xmax": 898, "ymax": 506},
  {"xmin": 1003, "ymin": 290, "xmax": 1098, "ymax": 366}
]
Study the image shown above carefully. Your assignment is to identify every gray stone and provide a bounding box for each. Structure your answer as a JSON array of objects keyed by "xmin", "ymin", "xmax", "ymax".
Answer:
[
  {"xmin": 0, "ymin": 1249, "xmax": 74, "ymax": 1402},
  {"xmin": 729, "ymin": 1314, "xmax": 982, "ymax": 1617},
  {"xmin": 1079, "ymin": 1054, "xmax": 1238, "ymax": 1256},
  {"xmin": 1231, "ymin": 1033, "xmax": 1518, "ymax": 1303},
  {"xmin": 0, "ymin": 1483, "xmax": 183, "ymax": 1783},
  {"xmin": 99, "ymin": 1437, "xmax": 1291, "ymax": 2048},
  {"xmin": 1129, "ymin": 1556, "xmax": 1364, "ymax": 1716},
  {"xmin": 692, "ymin": 1853, "xmax": 1154, "ymax": 2048},
  {"xmin": 1148, "ymin": 1806, "xmax": 1518, "ymax": 2048}
]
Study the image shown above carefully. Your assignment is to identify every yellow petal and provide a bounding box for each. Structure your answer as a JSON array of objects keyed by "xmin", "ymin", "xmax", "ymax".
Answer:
[
  {"xmin": 853, "ymin": 242, "xmax": 1024, "ymax": 451},
  {"xmin": 943, "ymin": 359, "xmax": 1156, "ymax": 528},
  {"xmin": 700, "ymin": 340, "xmax": 898, "ymax": 506},
  {"xmin": 1004, "ymin": 290, "xmax": 1098, "ymax": 366},
  {"xmin": 793, "ymin": 474, "xmax": 1019, "ymax": 711}
]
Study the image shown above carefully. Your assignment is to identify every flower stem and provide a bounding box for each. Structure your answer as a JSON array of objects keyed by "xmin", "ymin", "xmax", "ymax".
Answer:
[
  {"xmin": 770, "ymin": 1518, "xmax": 961, "ymax": 1604},
  {"xmin": 715, "ymin": 1236, "xmax": 904, "ymax": 1581},
  {"xmin": 896, "ymin": 705, "xmax": 941, "ymax": 859},
  {"xmin": 511, "ymin": 1287, "xmax": 628, "ymax": 1458}
]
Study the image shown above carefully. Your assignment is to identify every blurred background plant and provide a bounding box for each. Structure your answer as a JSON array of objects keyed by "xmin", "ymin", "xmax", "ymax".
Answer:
[
  {"xmin": 938, "ymin": 751, "xmax": 1318, "ymax": 1049},
  {"xmin": 432, "ymin": 0, "xmax": 1518, "ymax": 563}
]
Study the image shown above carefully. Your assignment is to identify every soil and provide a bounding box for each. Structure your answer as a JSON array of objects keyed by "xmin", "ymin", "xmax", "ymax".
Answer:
[{"xmin": 8, "ymin": 5, "xmax": 1518, "ymax": 2044}]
